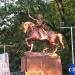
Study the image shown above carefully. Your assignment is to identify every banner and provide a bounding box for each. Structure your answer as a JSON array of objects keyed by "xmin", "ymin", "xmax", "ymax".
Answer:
[
  {"xmin": 67, "ymin": 64, "xmax": 75, "ymax": 75},
  {"xmin": 0, "ymin": 53, "xmax": 10, "ymax": 75}
]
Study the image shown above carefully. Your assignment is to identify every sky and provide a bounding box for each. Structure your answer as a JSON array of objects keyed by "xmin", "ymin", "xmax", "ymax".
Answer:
[
  {"xmin": 0, "ymin": 0, "xmax": 54, "ymax": 29},
  {"xmin": 0, "ymin": 0, "xmax": 17, "ymax": 7},
  {"xmin": 0, "ymin": 0, "xmax": 54, "ymax": 7},
  {"xmin": 42, "ymin": 0, "xmax": 54, "ymax": 3}
]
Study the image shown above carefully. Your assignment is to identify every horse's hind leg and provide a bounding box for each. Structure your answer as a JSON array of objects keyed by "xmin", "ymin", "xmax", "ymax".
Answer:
[
  {"xmin": 53, "ymin": 46, "xmax": 58, "ymax": 53},
  {"xmin": 51, "ymin": 43, "xmax": 58, "ymax": 53},
  {"xmin": 57, "ymin": 33, "xmax": 64, "ymax": 48},
  {"xmin": 42, "ymin": 48, "xmax": 49, "ymax": 52},
  {"xmin": 42, "ymin": 40, "xmax": 50, "ymax": 52}
]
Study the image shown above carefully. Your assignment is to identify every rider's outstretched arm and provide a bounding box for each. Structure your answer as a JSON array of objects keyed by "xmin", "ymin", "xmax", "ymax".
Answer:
[{"xmin": 28, "ymin": 14, "xmax": 37, "ymax": 21}]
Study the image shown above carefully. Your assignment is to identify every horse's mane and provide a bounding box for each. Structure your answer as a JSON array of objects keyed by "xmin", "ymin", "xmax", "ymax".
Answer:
[{"xmin": 24, "ymin": 21, "xmax": 35, "ymax": 26}]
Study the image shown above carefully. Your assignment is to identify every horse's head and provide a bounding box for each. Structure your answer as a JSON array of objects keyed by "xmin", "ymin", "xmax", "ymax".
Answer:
[{"xmin": 22, "ymin": 22, "xmax": 35, "ymax": 33}]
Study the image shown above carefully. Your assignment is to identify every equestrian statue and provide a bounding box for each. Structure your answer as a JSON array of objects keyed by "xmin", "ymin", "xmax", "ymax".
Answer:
[{"xmin": 21, "ymin": 14, "xmax": 64, "ymax": 53}]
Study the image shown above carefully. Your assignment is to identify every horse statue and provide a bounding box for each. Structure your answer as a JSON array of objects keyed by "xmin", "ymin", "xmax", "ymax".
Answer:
[{"xmin": 22, "ymin": 21, "xmax": 64, "ymax": 53}]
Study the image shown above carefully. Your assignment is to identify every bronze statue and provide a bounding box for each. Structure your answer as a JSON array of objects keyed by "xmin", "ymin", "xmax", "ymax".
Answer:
[
  {"xmin": 22, "ymin": 21, "xmax": 64, "ymax": 53},
  {"xmin": 28, "ymin": 14, "xmax": 48, "ymax": 39}
]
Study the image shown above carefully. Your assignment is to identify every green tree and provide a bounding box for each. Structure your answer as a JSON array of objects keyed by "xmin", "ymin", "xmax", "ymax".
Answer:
[{"xmin": 0, "ymin": 0, "xmax": 75, "ymax": 74}]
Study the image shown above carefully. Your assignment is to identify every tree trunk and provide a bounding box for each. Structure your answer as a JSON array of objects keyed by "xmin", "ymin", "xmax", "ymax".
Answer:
[
  {"xmin": 55, "ymin": 0, "xmax": 66, "ymax": 23},
  {"xmin": 55, "ymin": 0, "xmax": 72, "ymax": 63}
]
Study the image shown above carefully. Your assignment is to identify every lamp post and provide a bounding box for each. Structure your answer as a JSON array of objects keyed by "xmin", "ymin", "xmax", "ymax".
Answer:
[
  {"xmin": 60, "ymin": 26, "xmax": 75, "ymax": 64},
  {"xmin": 0, "ymin": 43, "xmax": 15, "ymax": 53},
  {"xmin": 60, "ymin": 26, "xmax": 75, "ymax": 75}
]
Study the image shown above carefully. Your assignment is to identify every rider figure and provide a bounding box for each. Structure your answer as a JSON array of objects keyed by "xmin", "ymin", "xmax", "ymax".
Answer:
[{"xmin": 28, "ymin": 14, "xmax": 48, "ymax": 39}]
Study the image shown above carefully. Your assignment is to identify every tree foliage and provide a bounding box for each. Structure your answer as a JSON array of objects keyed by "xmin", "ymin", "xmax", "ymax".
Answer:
[{"xmin": 0, "ymin": 0, "xmax": 75, "ymax": 74}]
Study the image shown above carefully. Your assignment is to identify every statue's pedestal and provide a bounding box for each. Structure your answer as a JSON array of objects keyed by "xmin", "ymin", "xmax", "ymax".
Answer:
[{"xmin": 21, "ymin": 52, "xmax": 63, "ymax": 75}]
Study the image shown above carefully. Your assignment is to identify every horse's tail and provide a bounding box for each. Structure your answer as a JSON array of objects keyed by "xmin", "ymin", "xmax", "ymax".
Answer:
[{"xmin": 57, "ymin": 33, "xmax": 64, "ymax": 48}]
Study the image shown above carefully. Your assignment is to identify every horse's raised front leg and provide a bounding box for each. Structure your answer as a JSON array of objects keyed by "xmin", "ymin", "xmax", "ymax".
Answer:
[
  {"xmin": 25, "ymin": 38, "xmax": 31, "ymax": 47},
  {"xmin": 30, "ymin": 43, "xmax": 34, "ymax": 52},
  {"xmin": 25, "ymin": 37, "xmax": 34, "ymax": 52}
]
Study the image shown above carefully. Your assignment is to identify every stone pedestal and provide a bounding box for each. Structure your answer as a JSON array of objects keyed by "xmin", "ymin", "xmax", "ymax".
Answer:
[{"xmin": 21, "ymin": 52, "xmax": 63, "ymax": 75}]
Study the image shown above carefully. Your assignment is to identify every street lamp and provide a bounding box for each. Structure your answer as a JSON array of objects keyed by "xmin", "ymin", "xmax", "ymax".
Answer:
[{"xmin": 60, "ymin": 26, "xmax": 75, "ymax": 64}]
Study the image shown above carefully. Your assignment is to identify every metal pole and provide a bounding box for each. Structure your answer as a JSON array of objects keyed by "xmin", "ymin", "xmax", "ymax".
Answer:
[
  {"xmin": 4, "ymin": 43, "xmax": 6, "ymax": 53},
  {"xmin": 0, "ymin": 44, "xmax": 15, "ymax": 53},
  {"xmin": 71, "ymin": 27, "xmax": 74, "ymax": 64},
  {"xmin": 60, "ymin": 26, "xmax": 75, "ymax": 64}
]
